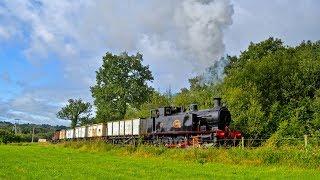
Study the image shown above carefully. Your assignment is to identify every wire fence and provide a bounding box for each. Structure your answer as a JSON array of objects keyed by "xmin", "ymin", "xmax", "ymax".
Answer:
[
  {"xmin": 59, "ymin": 135, "xmax": 320, "ymax": 149},
  {"xmin": 117, "ymin": 135, "xmax": 320, "ymax": 149}
]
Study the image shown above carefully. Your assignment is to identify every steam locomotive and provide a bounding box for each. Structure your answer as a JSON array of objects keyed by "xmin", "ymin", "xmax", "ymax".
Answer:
[
  {"xmin": 53, "ymin": 98, "xmax": 242, "ymax": 147},
  {"xmin": 143, "ymin": 97, "xmax": 242, "ymax": 146}
]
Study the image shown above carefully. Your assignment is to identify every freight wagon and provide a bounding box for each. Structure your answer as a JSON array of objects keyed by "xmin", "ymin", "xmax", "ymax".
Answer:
[
  {"xmin": 66, "ymin": 129, "xmax": 75, "ymax": 139},
  {"xmin": 59, "ymin": 119, "xmax": 144, "ymax": 141},
  {"xmin": 75, "ymin": 126, "xmax": 87, "ymax": 138},
  {"xmin": 59, "ymin": 130, "xmax": 66, "ymax": 139}
]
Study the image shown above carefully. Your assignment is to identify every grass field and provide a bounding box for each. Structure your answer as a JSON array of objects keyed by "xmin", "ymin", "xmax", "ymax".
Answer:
[{"xmin": 0, "ymin": 143, "xmax": 319, "ymax": 179}]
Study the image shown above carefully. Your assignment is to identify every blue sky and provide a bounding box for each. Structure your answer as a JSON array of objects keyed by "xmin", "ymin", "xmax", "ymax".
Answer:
[{"xmin": 1, "ymin": 0, "xmax": 320, "ymax": 126}]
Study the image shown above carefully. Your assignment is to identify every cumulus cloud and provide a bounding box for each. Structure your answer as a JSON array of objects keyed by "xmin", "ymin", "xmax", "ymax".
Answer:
[
  {"xmin": 0, "ymin": 0, "xmax": 233, "ymax": 89},
  {"xmin": 0, "ymin": 91, "xmax": 72, "ymax": 126},
  {"xmin": 0, "ymin": 0, "xmax": 234, "ymax": 125}
]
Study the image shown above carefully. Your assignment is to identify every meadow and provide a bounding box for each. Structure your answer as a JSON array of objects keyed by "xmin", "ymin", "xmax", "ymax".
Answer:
[{"xmin": 0, "ymin": 142, "xmax": 319, "ymax": 179}]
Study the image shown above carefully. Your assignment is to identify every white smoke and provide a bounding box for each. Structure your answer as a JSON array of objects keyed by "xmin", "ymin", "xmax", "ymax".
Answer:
[
  {"xmin": 174, "ymin": 0, "xmax": 234, "ymax": 70},
  {"xmin": 137, "ymin": 0, "xmax": 234, "ymax": 90}
]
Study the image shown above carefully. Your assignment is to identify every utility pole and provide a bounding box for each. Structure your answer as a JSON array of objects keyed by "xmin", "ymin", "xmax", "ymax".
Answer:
[
  {"xmin": 31, "ymin": 127, "xmax": 35, "ymax": 143},
  {"xmin": 14, "ymin": 118, "xmax": 20, "ymax": 135},
  {"xmin": 14, "ymin": 123, "xmax": 17, "ymax": 134},
  {"xmin": 18, "ymin": 119, "xmax": 20, "ymax": 134}
]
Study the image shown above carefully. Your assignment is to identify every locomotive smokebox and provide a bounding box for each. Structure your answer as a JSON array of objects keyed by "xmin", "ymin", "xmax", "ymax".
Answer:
[{"xmin": 214, "ymin": 97, "xmax": 222, "ymax": 108}]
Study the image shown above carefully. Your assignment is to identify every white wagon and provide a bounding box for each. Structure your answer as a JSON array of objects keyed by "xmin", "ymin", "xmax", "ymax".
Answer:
[
  {"xmin": 66, "ymin": 129, "xmax": 74, "ymax": 139},
  {"xmin": 88, "ymin": 123, "xmax": 106, "ymax": 137},
  {"xmin": 107, "ymin": 119, "xmax": 143, "ymax": 136},
  {"xmin": 75, "ymin": 126, "xmax": 87, "ymax": 138}
]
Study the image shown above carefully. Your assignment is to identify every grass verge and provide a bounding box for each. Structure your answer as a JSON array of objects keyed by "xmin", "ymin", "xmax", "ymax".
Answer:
[
  {"xmin": 0, "ymin": 142, "xmax": 319, "ymax": 179},
  {"xmin": 59, "ymin": 140, "xmax": 320, "ymax": 169}
]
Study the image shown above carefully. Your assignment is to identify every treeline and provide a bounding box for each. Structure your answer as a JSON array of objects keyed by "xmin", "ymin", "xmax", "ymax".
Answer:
[
  {"xmin": 123, "ymin": 38, "xmax": 320, "ymax": 140},
  {"xmin": 58, "ymin": 37, "xmax": 320, "ymax": 141},
  {"xmin": 0, "ymin": 121, "xmax": 67, "ymax": 143}
]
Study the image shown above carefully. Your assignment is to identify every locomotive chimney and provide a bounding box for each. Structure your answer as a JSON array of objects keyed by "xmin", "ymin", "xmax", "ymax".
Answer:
[{"xmin": 214, "ymin": 97, "xmax": 222, "ymax": 108}]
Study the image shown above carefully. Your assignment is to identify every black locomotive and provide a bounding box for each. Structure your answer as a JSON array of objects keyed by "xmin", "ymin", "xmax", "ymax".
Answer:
[{"xmin": 144, "ymin": 98, "xmax": 242, "ymax": 147}]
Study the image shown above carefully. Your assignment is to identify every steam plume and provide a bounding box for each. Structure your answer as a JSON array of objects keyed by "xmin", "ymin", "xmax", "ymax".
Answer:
[{"xmin": 174, "ymin": 0, "xmax": 234, "ymax": 70}]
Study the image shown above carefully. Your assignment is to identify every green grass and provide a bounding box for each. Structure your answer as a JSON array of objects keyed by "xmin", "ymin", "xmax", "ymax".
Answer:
[{"xmin": 0, "ymin": 143, "xmax": 319, "ymax": 179}]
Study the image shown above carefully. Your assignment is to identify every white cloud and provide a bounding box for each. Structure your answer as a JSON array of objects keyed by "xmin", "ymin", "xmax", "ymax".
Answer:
[
  {"xmin": 1, "ymin": 0, "xmax": 320, "ymax": 125},
  {"xmin": 225, "ymin": 0, "xmax": 320, "ymax": 55},
  {"xmin": 1, "ymin": 0, "xmax": 233, "ymax": 83},
  {"xmin": 6, "ymin": 109, "xmax": 69, "ymax": 126},
  {"xmin": 137, "ymin": 35, "xmax": 193, "ymax": 91},
  {"xmin": 0, "ymin": 0, "xmax": 233, "ymax": 125}
]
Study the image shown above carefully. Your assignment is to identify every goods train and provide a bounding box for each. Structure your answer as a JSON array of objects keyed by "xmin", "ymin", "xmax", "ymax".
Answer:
[{"xmin": 53, "ymin": 98, "xmax": 242, "ymax": 147}]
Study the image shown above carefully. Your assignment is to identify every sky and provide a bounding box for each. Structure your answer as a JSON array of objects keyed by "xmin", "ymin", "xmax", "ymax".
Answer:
[{"xmin": 0, "ymin": 0, "xmax": 320, "ymax": 126}]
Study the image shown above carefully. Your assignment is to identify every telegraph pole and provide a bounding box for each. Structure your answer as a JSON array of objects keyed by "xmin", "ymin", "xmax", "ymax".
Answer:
[
  {"xmin": 31, "ymin": 127, "xmax": 35, "ymax": 143},
  {"xmin": 14, "ymin": 123, "xmax": 17, "ymax": 134},
  {"xmin": 14, "ymin": 118, "xmax": 20, "ymax": 135}
]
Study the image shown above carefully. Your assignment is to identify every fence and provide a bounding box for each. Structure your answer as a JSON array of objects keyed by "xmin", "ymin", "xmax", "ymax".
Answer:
[
  {"xmin": 111, "ymin": 135, "xmax": 320, "ymax": 149},
  {"xmin": 209, "ymin": 135, "xmax": 320, "ymax": 149},
  {"xmin": 60, "ymin": 135, "xmax": 320, "ymax": 150}
]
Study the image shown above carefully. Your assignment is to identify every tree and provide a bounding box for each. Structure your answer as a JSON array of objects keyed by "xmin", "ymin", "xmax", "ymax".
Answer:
[
  {"xmin": 0, "ymin": 129, "xmax": 19, "ymax": 144},
  {"xmin": 57, "ymin": 99, "xmax": 92, "ymax": 128},
  {"xmin": 91, "ymin": 52, "xmax": 154, "ymax": 122},
  {"xmin": 222, "ymin": 38, "xmax": 320, "ymax": 139}
]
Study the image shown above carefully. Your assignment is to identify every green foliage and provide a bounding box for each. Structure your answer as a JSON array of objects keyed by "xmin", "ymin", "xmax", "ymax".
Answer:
[
  {"xmin": 222, "ymin": 83, "xmax": 265, "ymax": 139},
  {"xmin": 57, "ymin": 99, "xmax": 92, "ymax": 128},
  {"xmin": 91, "ymin": 52, "xmax": 154, "ymax": 122},
  {"xmin": 0, "ymin": 129, "xmax": 37, "ymax": 143},
  {"xmin": 0, "ymin": 121, "xmax": 65, "ymax": 142},
  {"xmin": 0, "ymin": 129, "xmax": 18, "ymax": 144},
  {"xmin": 222, "ymin": 38, "xmax": 320, "ymax": 139}
]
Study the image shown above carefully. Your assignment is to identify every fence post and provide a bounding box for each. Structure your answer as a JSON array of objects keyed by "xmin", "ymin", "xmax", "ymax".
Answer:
[
  {"xmin": 304, "ymin": 135, "xmax": 308, "ymax": 150},
  {"xmin": 192, "ymin": 138, "xmax": 194, "ymax": 148},
  {"xmin": 241, "ymin": 137, "xmax": 244, "ymax": 149}
]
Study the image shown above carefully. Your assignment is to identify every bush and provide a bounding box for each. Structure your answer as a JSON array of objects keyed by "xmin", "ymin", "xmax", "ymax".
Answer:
[{"xmin": 0, "ymin": 130, "xmax": 20, "ymax": 144}]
